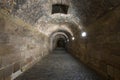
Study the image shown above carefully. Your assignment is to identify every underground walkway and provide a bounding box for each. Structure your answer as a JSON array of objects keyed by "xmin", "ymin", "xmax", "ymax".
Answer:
[{"xmin": 15, "ymin": 48, "xmax": 104, "ymax": 80}]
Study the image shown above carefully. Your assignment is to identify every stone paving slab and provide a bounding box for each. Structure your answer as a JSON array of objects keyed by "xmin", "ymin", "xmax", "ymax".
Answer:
[{"xmin": 15, "ymin": 49, "xmax": 104, "ymax": 80}]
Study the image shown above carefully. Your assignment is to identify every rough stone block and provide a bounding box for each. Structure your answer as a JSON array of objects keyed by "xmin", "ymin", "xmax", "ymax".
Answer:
[
  {"xmin": 26, "ymin": 57, "xmax": 33, "ymax": 63},
  {"xmin": 13, "ymin": 62, "xmax": 20, "ymax": 73}
]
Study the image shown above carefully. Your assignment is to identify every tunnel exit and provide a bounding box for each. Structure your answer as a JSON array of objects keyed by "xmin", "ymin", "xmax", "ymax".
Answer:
[{"xmin": 56, "ymin": 38, "xmax": 66, "ymax": 48}]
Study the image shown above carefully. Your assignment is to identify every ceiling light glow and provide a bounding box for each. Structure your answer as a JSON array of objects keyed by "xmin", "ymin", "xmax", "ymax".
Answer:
[{"xmin": 81, "ymin": 32, "xmax": 87, "ymax": 37}]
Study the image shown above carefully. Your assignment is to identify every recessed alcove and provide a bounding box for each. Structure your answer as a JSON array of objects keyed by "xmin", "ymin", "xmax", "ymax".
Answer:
[{"xmin": 52, "ymin": 4, "xmax": 69, "ymax": 14}]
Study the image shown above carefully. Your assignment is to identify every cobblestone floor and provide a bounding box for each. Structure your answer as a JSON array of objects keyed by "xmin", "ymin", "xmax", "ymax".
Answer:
[{"xmin": 15, "ymin": 48, "xmax": 104, "ymax": 80}]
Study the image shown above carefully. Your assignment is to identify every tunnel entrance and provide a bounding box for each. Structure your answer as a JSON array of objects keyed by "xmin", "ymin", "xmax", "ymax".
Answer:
[
  {"xmin": 54, "ymin": 35, "xmax": 67, "ymax": 50},
  {"xmin": 56, "ymin": 38, "xmax": 66, "ymax": 48}
]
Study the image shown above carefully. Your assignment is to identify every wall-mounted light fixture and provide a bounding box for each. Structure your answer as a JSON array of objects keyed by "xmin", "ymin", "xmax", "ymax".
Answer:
[
  {"xmin": 72, "ymin": 37, "xmax": 75, "ymax": 40},
  {"xmin": 81, "ymin": 32, "xmax": 87, "ymax": 37}
]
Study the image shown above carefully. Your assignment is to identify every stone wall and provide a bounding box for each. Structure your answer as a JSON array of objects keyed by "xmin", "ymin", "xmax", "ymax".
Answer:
[
  {"xmin": 71, "ymin": 0, "xmax": 120, "ymax": 25},
  {"xmin": 0, "ymin": 10, "xmax": 49, "ymax": 80},
  {"xmin": 68, "ymin": 5, "xmax": 120, "ymax": 80},
  {"xmin": 0, "ymin": 0, "xmax": 120, "ymax": 80}
]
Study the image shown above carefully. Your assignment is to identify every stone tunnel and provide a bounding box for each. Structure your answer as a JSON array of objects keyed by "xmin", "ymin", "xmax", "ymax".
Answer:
[{"xmin": 0, "ymin": 0, "xmax": 120, "ymax": 80}]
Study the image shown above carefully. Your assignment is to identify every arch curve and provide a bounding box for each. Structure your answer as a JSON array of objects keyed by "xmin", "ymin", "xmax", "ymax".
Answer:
[{"xmin": 49, "ymin": 30, "xmax": 72, "ymax": 51}]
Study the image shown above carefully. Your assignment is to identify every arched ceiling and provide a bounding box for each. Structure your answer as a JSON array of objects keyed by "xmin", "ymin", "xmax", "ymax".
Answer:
[
  {"xmin": 13, "ymin": 0, "xmax": 120, "ymax": 25},
  {"xmin": 1, "ymin": 0, "xmax": 120, "ymax": 36},
  {"xmin": 49, "ymin": 31, "xmax": 70, "ymax": 50}
]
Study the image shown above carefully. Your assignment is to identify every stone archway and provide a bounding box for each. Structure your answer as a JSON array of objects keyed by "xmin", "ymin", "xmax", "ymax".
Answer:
[{"xmin": 49, "ymin": 30, "xmax": 72, "ymax": 51}]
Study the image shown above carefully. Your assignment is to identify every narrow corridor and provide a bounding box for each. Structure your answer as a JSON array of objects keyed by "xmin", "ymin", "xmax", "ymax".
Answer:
[
  {"xmin": 0, "ymin": 0, "xmax": 120, "ymax": 80},
  {"xmin": 15, "ymin": 48, "xmax": 104, "ymax": 80}
]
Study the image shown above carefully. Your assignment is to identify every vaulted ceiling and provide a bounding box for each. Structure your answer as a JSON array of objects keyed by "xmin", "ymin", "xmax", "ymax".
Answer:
[{"xmin": 12, "ymin": 0, "xmax": 120, "ymax": 25}]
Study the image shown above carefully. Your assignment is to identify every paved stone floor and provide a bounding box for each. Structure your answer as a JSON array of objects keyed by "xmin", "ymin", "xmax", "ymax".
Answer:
[{"xmin": 15, "ymin": 48, "xmax": 104, "ymax": 80}]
